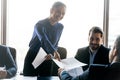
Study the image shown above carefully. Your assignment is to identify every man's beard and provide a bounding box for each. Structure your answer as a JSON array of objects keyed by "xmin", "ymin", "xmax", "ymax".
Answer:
[{"xmin": 89, "ymin": 43, "xmax": 100, "ymax": 50}]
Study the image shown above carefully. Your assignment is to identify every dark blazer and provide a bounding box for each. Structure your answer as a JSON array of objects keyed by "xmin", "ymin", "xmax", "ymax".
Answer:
[
  {"xmin": 60, "ymin": 63, "xmax": 120, "ymax": 80},
  {"xmin": 75, "ymin": 45, "xmax": 110, "ymax": 71},
  {"xmin": 0, "ymin": 45, "xmax": 17, "ymax": 78},
  {"xmin": 103, "ymin": 62, "xmax": 120, "ymax": 80},
  {"xmin": 89, "ymin": 63, "xmax": 120, "ymax": 80}
]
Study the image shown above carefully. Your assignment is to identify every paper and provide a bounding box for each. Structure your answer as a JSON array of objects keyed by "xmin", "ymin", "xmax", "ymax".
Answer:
[
  {"xmin": 53, "ymin": 58, "xmax": 87, "ymax": 77},
  {"xmin": 67, "ymin": 67, "xmax": 84, "ymax": 77},
  {"xmin": 53, "ymin": 57, "xmax": 87, "ymax": 77},
  {"xmin": 53, "ymin": 57, "xmax": 87, "ymax": 71},
  {"xmin": 32, "ymin": 48, "xmax": 47, "ymax": 69},
  {"xmin": 0, "ymin": 66, "xmax": 6, "ymax": 70}
]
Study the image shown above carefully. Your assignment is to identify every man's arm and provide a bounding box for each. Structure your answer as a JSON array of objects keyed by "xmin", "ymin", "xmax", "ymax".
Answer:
[
  {"xmin": 58, "ymin": 68, "xmax": 81, "ymax": 80},
  {"xmin": 4, "ymin": 47, "xmax": 17, "ymax": 78}
]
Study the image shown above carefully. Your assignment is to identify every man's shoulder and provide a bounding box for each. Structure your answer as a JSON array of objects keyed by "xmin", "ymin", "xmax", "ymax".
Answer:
[
  {"xmin": 0, "ymin": 45, "xmax": 7, "ymax": 50},
  {"xmin": 75, "ymin": 46, "xmax": 89, "ymax": 57},
  {"xmin": 100, "ymin": 45, "xmax": 110, "ymax": 51},
  {"xmin": 103, "ymin": 62, "xmax": 120, "ymax": 80},
  {"xmin": 77, "ymin": 46, "xmax": 89, "ymax": 51},
  {"xmin": 110, "ymin": 62, "xmax": 120, "ymax": 69}
]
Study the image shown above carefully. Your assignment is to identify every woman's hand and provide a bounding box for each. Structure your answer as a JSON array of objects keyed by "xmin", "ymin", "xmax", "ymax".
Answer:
[
  {"xmin": 45, "ymin": 51, "xmax": 61, "ymax": 61},
  {"xmin": 45, "ymin": 54, "xmax": 53, "ymax": 60}
]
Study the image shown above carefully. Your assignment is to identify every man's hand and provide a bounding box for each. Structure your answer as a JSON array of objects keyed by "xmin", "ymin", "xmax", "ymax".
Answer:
[
  {"xmin": 58, "ymin": 68, "xmax": 63, "ymax": 75},
  {"xmin": 0, "ymin": 70, "xmax": 7, "ymax": 79},
  {"xmin": 58, "ymin": 68, "xmax": 64, "ymax": 76}
]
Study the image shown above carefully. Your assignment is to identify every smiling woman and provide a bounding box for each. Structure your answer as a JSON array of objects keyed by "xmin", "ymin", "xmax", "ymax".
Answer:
[{"xmin": 6, "ymin": 0, "xmax": 104, "ymax": 72}]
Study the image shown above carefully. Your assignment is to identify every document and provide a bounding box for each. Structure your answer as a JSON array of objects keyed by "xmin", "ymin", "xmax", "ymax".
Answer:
[
  {"xmin": 67, "ymin": 67, "xmax": 84, "ymax": 77},
  {"xmin": 32, "ymin": 48, "xmax": 87, "ymax": 77},
  {"xmin": 53, "ymin": 57, "xmax": 87, "ymax": 77},
  {"xmin": 32, "ymin": 48, "xmax": 47, "ymax": 69},
  {"xmin": 53, "ymin": 57, "xmax": 87, "ymax": 70}
]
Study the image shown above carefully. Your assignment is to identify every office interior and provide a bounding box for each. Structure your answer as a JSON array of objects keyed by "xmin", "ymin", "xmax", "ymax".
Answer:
[{"xmin": 0, "ymin": 0, "xmax": 120, "ymax": 76}]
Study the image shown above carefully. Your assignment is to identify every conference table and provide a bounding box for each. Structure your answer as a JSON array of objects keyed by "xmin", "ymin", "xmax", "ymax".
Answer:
[
  {"xmin": 37, "ymin": 76, "xmax": 60, "ymax": 80},
  {"xmin": 2, "ymin": 75, "xmax": 60, "ymax": 80}
]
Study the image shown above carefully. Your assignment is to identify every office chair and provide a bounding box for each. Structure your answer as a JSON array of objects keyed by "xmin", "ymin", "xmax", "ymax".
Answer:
[{"xmin": 9, "ymin": 47, "xmax": 16, "ymax": 64}]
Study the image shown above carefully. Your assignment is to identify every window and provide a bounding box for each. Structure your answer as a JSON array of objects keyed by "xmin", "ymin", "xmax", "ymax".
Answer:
[
  {"xmin": 0, "ymin": 0, "xmax": 1, "ymax": 43},
  {"xmin": 108, "ymin": 0, "xmax": 120, "ymax": 48},
  {"xmin": 7, "ymin": 0, "xmax": 104, "ymax": 72}
]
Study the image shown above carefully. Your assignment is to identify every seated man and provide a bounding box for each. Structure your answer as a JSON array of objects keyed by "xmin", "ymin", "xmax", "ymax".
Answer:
[
  {"xmin": 0, "ymin": 45, "xmax": 17, "ymax": 79},
  {"xmin": 75, "ymin": 26, "xmax": 110, "ymax": 71},
  {"xmin": 58, "ymin": 35, "xmax": 120, "ymax": 80}
]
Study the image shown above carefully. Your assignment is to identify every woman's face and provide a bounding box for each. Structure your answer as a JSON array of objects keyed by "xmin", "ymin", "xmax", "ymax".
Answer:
[{"xmin": 50, "ymin": 6, "xmax": 66, "ymax": 23}]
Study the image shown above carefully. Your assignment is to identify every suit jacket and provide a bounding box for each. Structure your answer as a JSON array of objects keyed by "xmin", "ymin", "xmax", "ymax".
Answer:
[
  {"xmin": 60, "ymin": 63, "xmax": 120, "ymax": 80},
  {"xmin": 0, "ymin": 45, "xmax": 17, "ymax": 78},
  {"xmin": 59, "ymin": 70, "xmax": 81, "ymax": 80},
  {"xmin": 75, "ymin": 45, "xmax": 110, "ymax": 71}
]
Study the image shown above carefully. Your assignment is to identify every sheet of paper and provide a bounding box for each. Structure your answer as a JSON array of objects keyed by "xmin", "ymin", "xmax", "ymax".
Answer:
[
  {"xmin": 32, "ymin": 48, "xmax": 47, "ymax": 69},
  {"xmin": 53, "ymin": 59, "xmax": 64, "ymax": 68},
  {"xmin": 53, "ymin": 57, "xmax": 87, "ymax": 71},
  {"xmin": 68, "ymin": 67, "xmax": 84, "ymax": 77}
]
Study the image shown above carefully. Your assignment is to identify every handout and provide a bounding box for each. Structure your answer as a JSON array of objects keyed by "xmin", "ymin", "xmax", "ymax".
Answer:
[
  {"xmin": 53, "ymin": 57, "xmax": 87, "ymax": 71},
  {"xmin": 32, "ymin": 48, "xmax": 47, "ymax": 69},
  {"xmin": 53, "ymin": 57, "xmax": 87, "ymax": 77}
]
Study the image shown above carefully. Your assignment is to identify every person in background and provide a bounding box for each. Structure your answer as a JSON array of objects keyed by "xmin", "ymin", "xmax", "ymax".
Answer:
[
  {"xmin": 23, "ymin": 1, "xmax": 66, "ymax": 76},
  {"xmin": 0, "ymin": 45, "xmax": 17, "ymax": 79},
  {"xmin": 58, "ymin": 35, "xmax": 120, "ymax": 80},
  {"xmin": 75, "ymin": 26, "xmax": 110, "ymax": 71}
]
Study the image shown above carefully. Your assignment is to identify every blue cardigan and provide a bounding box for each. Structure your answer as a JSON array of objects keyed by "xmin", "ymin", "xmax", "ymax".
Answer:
[
  {"xmin": 29, "ymin": 18, "xmax": 63, "ymax": 54},
  {"xmin": 23, "ymin": 18, "xmax": 64, "ymax": 76}
]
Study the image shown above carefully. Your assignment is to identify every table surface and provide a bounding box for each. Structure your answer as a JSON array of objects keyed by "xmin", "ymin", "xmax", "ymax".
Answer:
[
  {"xmin": 2, "ymin": 75, "xmax": 60, "ymax": 80},
  {"xmin": 37, "ymin": 76, "xmax": 60, "ymax": 80}
]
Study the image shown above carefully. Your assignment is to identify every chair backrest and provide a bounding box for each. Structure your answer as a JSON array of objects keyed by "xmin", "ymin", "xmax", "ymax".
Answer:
[
  {"xmin": 57, "ymin": 47, "xmax": 67, "ymax": 59},
  {"xmin": 103, "ymin": 63, "xmax": 120, "ymax": 80},
  {"xmin": 8, "ymin": 47, "xmax": 16, "ymax": 64},
  {"xmin": 89, "ymin": 63, "xmax": 120, "ymax": 80},
  {"xmin": 89, "ymin": 64, "xmax": 107, "ymax": 80}
]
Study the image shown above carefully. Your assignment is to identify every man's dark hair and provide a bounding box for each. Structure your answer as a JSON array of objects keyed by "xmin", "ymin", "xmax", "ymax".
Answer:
[{"xmin": 89, "ymin": 26, "xmax": 103, "ymax": 37}]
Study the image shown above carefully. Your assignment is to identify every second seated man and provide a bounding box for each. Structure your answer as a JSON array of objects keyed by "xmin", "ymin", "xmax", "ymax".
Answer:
[{"xmin": 75, "ymin": 26, "xmax": 110, "ymax": 71}]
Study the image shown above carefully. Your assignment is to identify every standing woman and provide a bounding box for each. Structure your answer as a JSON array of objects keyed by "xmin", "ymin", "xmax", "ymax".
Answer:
[{"xmin": 23, "ymin": 1, "xmax": 66, "ymax": 76}]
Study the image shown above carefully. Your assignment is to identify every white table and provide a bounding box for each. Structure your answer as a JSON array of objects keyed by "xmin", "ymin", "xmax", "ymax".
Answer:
[
  {"xmin": 2, "ymin": 75, "xmax": 60, "ymax": 80},
  {"xmin": 2, "ymin": 75, "xmax": 37, "ymax": 80}
]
